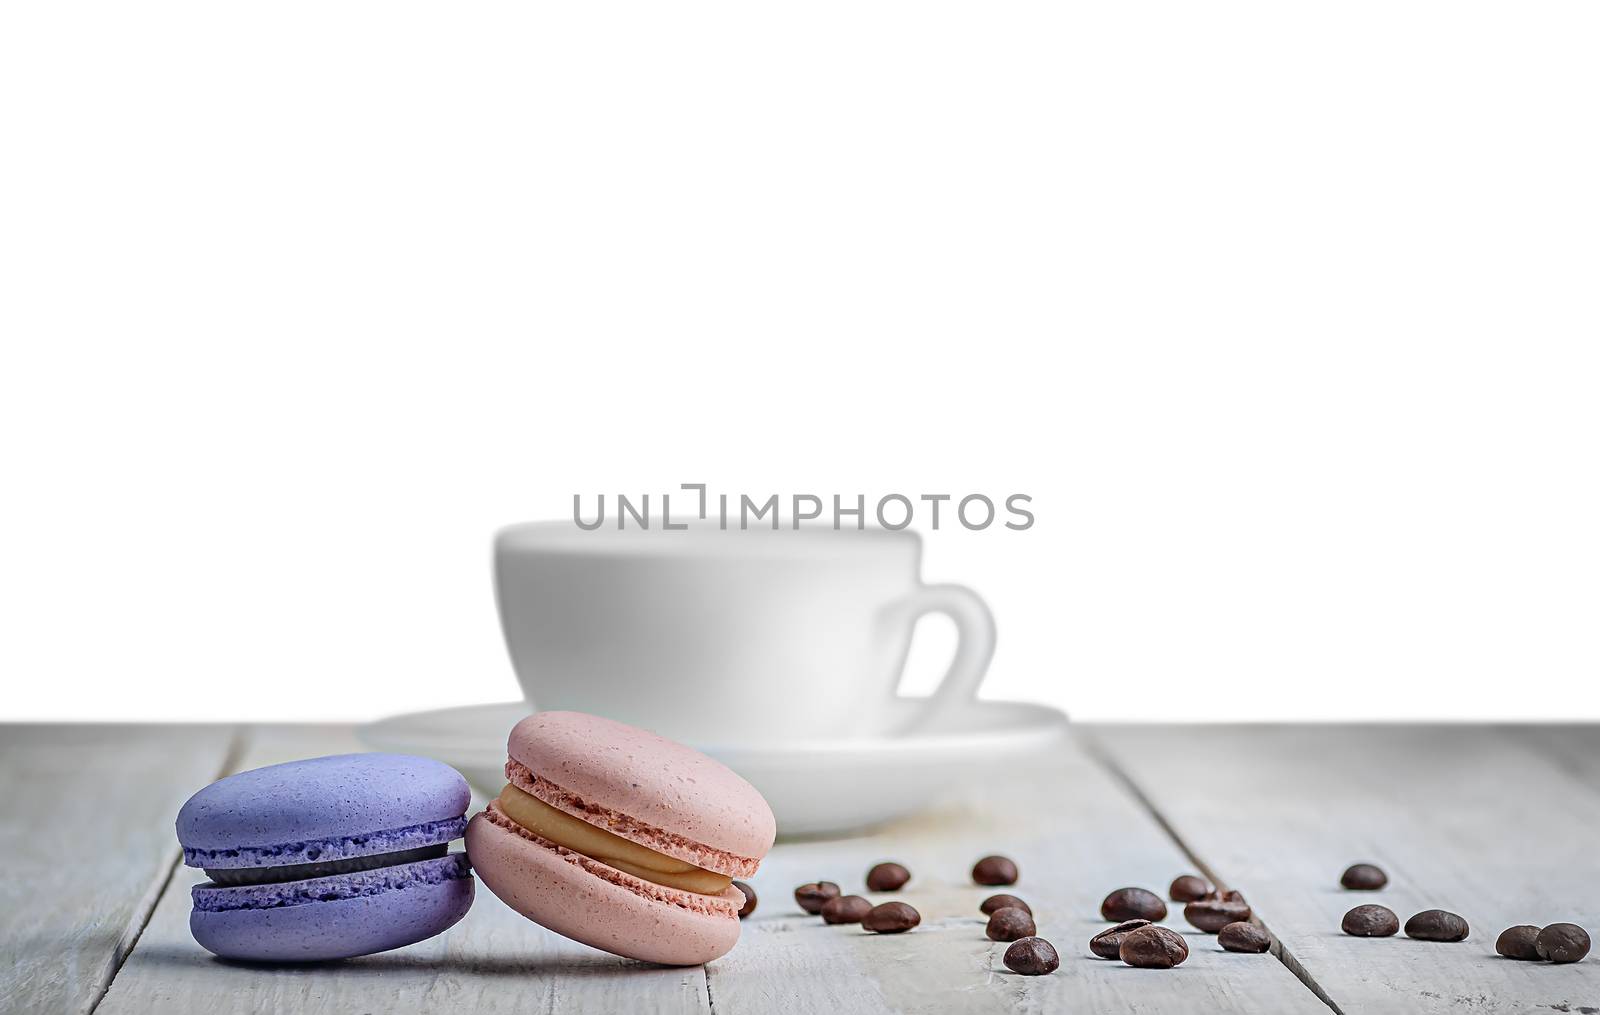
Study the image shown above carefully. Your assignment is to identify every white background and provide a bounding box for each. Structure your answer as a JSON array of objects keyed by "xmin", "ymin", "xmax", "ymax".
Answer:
[{"xmin": 3, "ymin": 2, "xmax": 1597, "ymax": 722}]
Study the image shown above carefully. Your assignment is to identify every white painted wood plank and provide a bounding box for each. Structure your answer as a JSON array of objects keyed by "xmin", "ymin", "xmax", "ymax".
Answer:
[
  {"xmin": 97, "ymin": 725, "xmax": 711, "ymax": 1015},
  {"xmin": 1504, "ymin": 724, "xmax": 1600, "ymax": 785},
  {"xmin": 1093, "ymin": 724, "xmax": 1600, "ymax": 1015},
  {"xmin": 0, "ymin": 723, "xmax": 238, "ymax": 1015},
  {"xmin": 713, "ymin": 729, "xmax": 1331, "ymax": 1015}
]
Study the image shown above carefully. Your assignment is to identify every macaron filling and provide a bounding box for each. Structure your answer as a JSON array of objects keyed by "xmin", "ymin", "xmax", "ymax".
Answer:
[
  {"xmin": 203, "ymin": 843, "xmax": 450, "ymax": 886},
  {"xmin": 494, "ymin": 782, "xmax": 732, "ymax": 896},
  {"xmin": 503, "ymin": 759, "xmax": 763, "ymax": 878}
]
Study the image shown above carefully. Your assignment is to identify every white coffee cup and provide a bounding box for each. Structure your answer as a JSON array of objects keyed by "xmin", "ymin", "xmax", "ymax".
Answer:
[{"xmin": 494, "ymin": 521, "xmax": 995, "ymax": 745}]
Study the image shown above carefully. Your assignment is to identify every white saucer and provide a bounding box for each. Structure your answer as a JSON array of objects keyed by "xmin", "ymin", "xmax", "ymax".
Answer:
[{"xmin": 360, "ymin": 699, "xmax": 1069, "ymax": 837}]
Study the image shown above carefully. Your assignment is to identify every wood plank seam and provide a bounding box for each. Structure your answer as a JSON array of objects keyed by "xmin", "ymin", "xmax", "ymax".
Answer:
[
  {"xmin": 1081, "ymin": 731, "xmax": 1347, "ymax": 1015},
  {"xmin": 83, "ymin": 724, "xmax": 250, "ymax": 1015}
]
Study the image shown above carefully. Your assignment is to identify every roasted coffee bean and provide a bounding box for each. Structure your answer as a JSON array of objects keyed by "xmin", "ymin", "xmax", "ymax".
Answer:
[
  {"xmin": 1169, "ymin": 874, "xmax": 1211, "ymax": 902},
  {"xmin": 972, "ymin": 855, "xmax": 1019, "ymax": 886},
  {"xmin": 1185, "ymin": 893, "xmax": 1250, "ymax": 933},
  {"xmin": 1119, "ymin": 925, "xmax": 1190, "ymax": 969},
  {"xmin": 1404, "ymin": 910, "xmax": 1469, "ymax": 942},
  {"xmin": 821, "ymin": 895, "xmax": 873, "ymax": 925},
  {"xmin": 1342, "ymin": 904, "xmax": 1399, "ymax": 937},
  {"xmin": 1340, "ymin": 863, "xmax": 1388, "ymax": 891},
  {"xmin": 794, "ymin": 881, "xmax": 841, "ymax": 914},
  {"xmin": 1003, "ymin": 936, "xmax": 1060, "ymax": 975},
  {"xmin": 862, "ymin": 901, "xmax": 921, "ymax": 933},
  {"xmin": 734, "ymin": 881, "xmax": 757, "ymax": 918},
  {"xmin": 1535, "ymin": 923, "xmax": 1591, "ymax": 963},
  {"xmin": 1219, "ymin": 921, "xmax": 1271, "ymax": 953},
  {"xmin": 865, "ymin": 862, "xmax": 911, "ymax": 892},
  {"xmin": 1089, "ymin": 919, "xmax": 1151, "ymax": 959},
  {"xmin": 1495, "ymin": 925, "xmax": 1541, "ymax": 960},
  {"xmin": 1101, "ymin": 887, "xmax": 1168, "ymax": 922},
  {"xmin": 981, "ymin": 893, "xmax": 1032, "ymax": 916},
  {"xmin": 986, "ymin": 907, "xmax": 1037, "ymax": 942}
]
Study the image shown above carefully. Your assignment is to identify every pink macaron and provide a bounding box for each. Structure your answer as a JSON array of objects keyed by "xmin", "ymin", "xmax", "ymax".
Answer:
[{"xmin": 465, "ymin": 711, "xmax": 775, "ymax": 965}]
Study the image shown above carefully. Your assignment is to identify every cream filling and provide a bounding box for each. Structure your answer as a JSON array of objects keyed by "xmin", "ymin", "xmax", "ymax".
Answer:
[{"xmin": 496, "ymin": 783, "xmax": 733, "ymax": 896}]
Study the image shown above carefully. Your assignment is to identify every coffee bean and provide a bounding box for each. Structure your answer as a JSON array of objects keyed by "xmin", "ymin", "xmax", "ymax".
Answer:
[
  {"xmin": 1089, "ymin": 919, "xmax": 1151, "ymax": 959},
  {"xmin": 1342, "ymin": 904, "xmax": 1399, "ymax": 937},
  {"xmin": 821, "ymin": 895, "xmax": 873, "ymax": 925},
  {"xmin": 1340, "ymin": 863, "xmax": 1388, "ymax": 891},
  {"xmin": 986, "ymin": 907, "xmax": 1037, "ymax": 942},
  {"xmin": 862, "ymin": 901, "xmax": 921, "ymax": 934},
  {"xmin": 865, "ymin": 861, "xmax": 911, "ymax": 892},
  {"xmin": 1119, "ymin": 925, "xmax": 1190, "ymax": 969},
  {"xmin": 1185, "ymin": 893, "xmax": 1250, "ymax": 933},
  {"xmin": 1495, "ymin": 925, "xmax": 1541, "ymax": 960},
  {"xmin": 980, "ymin": 893, "xmax": 1032, "ymax": 916},
  {"xmin": 972, "ymin": 855, "xmax": 1019, "ymax": 886},
  {"xmin": 1218, "ymin": 921, "xmax": 1271, "ymax": 953},
  {"xmin": 1404, "ymin": 910, "xmax": 1469, "ymax": 942},
  {"xmin": 1003, "ymin": 936, "xmax": 1060, "ymax": 975},
  {"xmin": 1535, "ymin": 923, "xmax": 1591, "ymax": 963},
  {"xmin": 734, "ymin": 881, "xmax": 757, "ymax": 918},
  {"xmin": 794, "ymin": 881, "xmax": 841, "ymax": 915},
  {"xmin": 1169, "ymin": 874, "xmax": 1211, "ymax": 902},
  {"xmin": 1101, "ymin": 887, "xmax": 1167, "ymax": 922}
]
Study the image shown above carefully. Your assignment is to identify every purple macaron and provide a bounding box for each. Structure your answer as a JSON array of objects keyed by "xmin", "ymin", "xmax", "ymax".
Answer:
[{"xmin": 176, "ymin": 753, "xmax": 475, "ymax": 962}]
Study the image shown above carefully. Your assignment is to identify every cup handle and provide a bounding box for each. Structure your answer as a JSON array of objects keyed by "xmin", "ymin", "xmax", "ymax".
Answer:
[{"xmin": 892, "ymin": 582, "xmax": 996, "ymax": 735}]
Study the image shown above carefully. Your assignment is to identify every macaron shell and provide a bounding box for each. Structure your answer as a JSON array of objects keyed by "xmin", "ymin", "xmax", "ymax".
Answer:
[
  {"xmin": 189, "ymin": 863, "xmax": 475, "ymax": 962},
  {"xmin": 177, "ymin": 753, "xmax": 471, "ymax": 858},
  {"xmin": 466, "ymin": 810, "xmax": 741, "ymax": 966},
  {"xmin": 508, "ymin": 712, "xmax": 775, "ymax": 864}
]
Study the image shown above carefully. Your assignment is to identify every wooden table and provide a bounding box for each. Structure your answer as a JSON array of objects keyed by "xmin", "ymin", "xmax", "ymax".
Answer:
[{"xmin": 4, "ymin": 723, "xmax": 1597, "ymax": 1014}]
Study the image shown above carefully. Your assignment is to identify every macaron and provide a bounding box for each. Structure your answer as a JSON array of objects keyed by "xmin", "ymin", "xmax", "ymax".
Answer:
[
  {"xmin": 176, "ymin": 753, "xmax": 475, "ymax": 962},
  {"xmin": 466, "ymin": 711, "xmax": 775, "ymax": 965}
]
